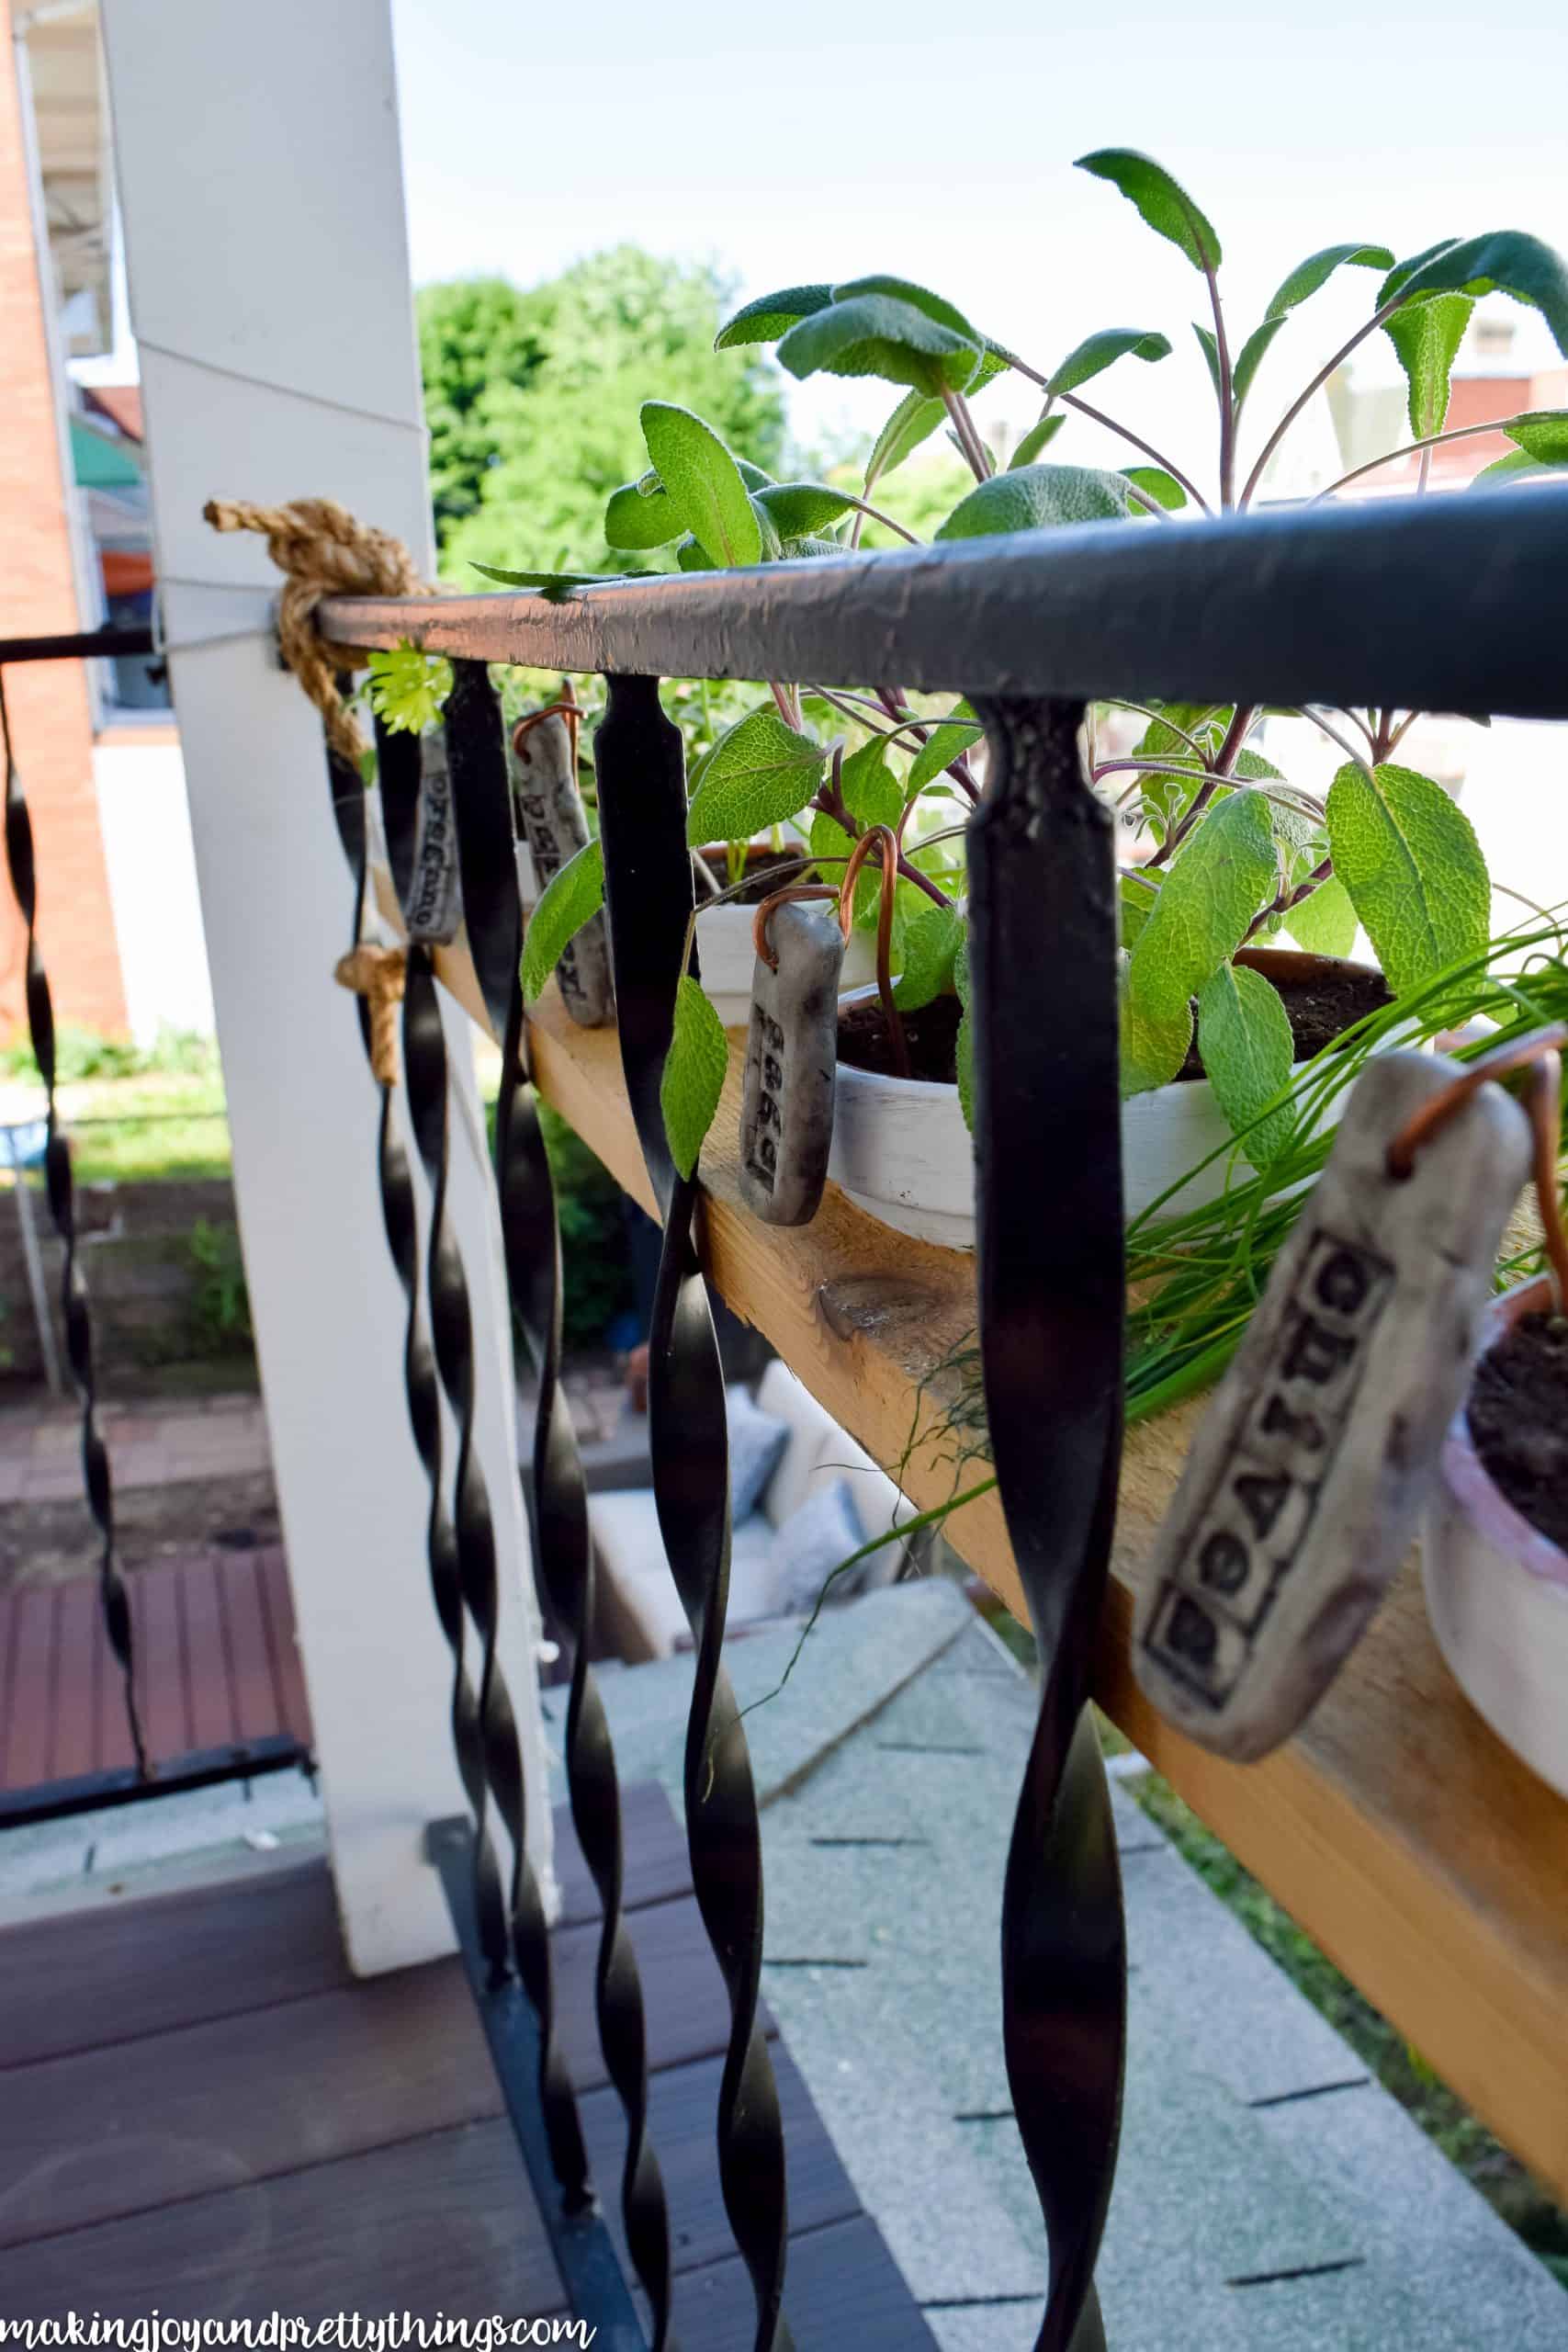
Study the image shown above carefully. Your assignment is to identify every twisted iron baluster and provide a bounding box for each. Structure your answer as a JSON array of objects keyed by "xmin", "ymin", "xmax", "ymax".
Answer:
[
  {"xmin": 593, "ymin": 673, "xmax": 792, "ymax": 2352},
  {"xmin": 401, "ymin": 934, "xmax": 590, "ymax": 2206},
  {"xmin": 324, "ymin": 718, "xmax": 508, "ymax": 1975},
  {"xmin": 968, "ymin": 695, "xmax": 1127, "ymax": 2352},
  {"xmin": 0, "ymin": 670, "xmax": 147, "ymax": 1777},
  {"xmin": 443, "ymin": 665, "xmax": 674, "ymax": 2339}
]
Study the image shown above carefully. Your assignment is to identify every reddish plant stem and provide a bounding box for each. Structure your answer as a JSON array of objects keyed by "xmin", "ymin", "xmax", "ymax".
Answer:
[{"xmin": 840, "ymin": 827, "xmax": 910, "ymax": 1076}]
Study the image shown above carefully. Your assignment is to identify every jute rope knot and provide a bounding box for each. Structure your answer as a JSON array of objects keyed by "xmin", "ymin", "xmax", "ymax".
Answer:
[
  {"xmin": 333, "ymin": 944, "xmax": 408, "ymax": 1087},
  {"xmin": 204, "ymin": 496, "xmax": 430, "ymax": 764}
]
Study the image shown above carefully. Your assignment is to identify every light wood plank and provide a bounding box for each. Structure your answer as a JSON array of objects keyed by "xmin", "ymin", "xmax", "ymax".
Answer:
[{"xmin": 501, "ymin": 978, "xmax": 1568, "ymax": 2210}]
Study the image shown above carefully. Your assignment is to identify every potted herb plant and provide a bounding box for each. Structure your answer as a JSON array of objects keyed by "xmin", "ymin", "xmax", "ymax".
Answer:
[{"xmin": 502, "ymin": 151, "xmax": 1568, "ymax": 1232}]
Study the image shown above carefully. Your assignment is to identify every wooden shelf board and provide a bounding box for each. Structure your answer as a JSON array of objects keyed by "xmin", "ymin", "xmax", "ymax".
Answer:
[{"xmin": 446, "ymin": 959, "xmax": 1568, "ymax": 2210}]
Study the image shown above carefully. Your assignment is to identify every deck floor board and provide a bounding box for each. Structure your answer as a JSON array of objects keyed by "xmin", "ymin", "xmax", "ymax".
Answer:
[{"xmin": 0, "ymin": 1783, "xmax": 933, "ymax": 2345}]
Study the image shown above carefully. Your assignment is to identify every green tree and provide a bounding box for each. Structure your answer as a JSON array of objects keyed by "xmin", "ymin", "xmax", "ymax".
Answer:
[{"xmin": 417, "ymin": 248, "xmax": 786, "ymax": 581}]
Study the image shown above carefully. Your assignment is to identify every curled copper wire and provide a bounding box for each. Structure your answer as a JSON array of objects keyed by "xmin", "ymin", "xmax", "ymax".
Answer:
[
  {"xmin": 1385, "ymin": 1023, "xmax": 1568, "ymax": 1307},
  {"xmin": 511, "ymin": 674, "xmax": 581, "ymax": 770}
]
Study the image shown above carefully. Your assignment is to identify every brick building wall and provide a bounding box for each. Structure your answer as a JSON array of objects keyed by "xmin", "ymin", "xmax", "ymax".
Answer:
[{"xmin": 0, "ymin": 0, "xmax": 128, "ymax": 1041}]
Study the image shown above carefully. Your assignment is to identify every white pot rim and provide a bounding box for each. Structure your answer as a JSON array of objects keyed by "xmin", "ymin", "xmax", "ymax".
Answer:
[{"xmin": 1440, "ymin": 1273, "xmax": 1568, "ymax": 1595}]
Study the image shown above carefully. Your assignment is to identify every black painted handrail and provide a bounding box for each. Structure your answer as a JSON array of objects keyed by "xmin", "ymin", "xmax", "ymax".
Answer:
[{"xmin": 321, "ymin": 487, "xmax": 1568, "ymax": 718}]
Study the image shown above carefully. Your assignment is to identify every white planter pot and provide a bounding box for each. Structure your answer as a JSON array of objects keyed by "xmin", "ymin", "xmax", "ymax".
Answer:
[
  {"xmin": 1421, "ymin": 1274, "xmax": 1568, "ymax": 1799},
  {"xmin": 827, "ymin": 953, "xmax": 1391, "ymax": 1252},
  {"xmin": 697, "ymin": 902, "xmax": 875, "ymax": 1029}
]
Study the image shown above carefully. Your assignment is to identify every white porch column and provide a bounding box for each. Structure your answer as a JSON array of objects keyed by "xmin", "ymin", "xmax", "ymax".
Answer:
[{"xmin": 99, "ymin": 0, "xmax": 554, "ymax": 1973}]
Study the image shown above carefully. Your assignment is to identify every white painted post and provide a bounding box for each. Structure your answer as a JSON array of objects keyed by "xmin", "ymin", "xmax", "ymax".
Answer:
[{"xmin": 99, "ymin": 0, "xmax": 555, "ymax": 1973}]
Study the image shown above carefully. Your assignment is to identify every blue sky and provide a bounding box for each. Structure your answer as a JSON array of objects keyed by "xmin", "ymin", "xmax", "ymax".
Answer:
[{"xmin": 390, "ymin": 0, "xmax": 1568, "ymax": 477}]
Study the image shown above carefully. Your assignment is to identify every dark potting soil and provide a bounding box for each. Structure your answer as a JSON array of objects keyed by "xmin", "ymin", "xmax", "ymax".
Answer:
[
  {"xmin": 838, "ymin": 991, "xmax": 964, "ymax": 1082},
  {"xmin": 1174, "ymin": 963, "xmax": 1393, "ymax": 1081},
  {"xmin": 1468, "ymin": 1312, "xmax": 1568, "ymax": 1553},
  {"xmin": 835, "ymin": 963, "xmax": 1393, "ymax": 1087},
  {"xmin": 693, "ymin": 845, "xmax": 802, "ymax": 909}
]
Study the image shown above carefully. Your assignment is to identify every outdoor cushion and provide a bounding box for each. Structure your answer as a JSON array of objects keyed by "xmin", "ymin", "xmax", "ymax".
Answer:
[
  {"xmin": 588, "ymin": 1490, "xmax": 779, "ymax": 1660},
  {"xmin": 726, "ymin": 1383, "xmax": 791, "ymax": 1521},
  {"xmin": 769, "ymin": 1478, "xmax": 867, "ymax": 1617}
]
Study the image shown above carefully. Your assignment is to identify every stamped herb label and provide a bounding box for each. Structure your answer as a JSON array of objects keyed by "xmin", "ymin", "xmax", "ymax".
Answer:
[
  {"xmin": 405, "ymin": 730, "xmax": 461, "ymax": 945},
  {"xmin": 739, "ymin": 901, "xmax": 844, "ymax": 1227},
  {"xmin": 508, "ymin": 712, "xmax": 613, "ymax": 1028}
]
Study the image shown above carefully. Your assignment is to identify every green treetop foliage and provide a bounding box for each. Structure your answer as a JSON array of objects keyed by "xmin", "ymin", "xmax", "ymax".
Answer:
[{"xmin": 417, "ymin": 249, "xmax": 786, "ymax": 580}]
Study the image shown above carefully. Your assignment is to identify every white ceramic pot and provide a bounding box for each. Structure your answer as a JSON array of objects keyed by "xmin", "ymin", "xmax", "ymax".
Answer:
[
  {"xmin": 1421, "ymin": 1274, "xmax": 1568, "ymax": 1799},
  {"xmin": 697, "ymin": 902, "xmax": 875, "ymax": 1029},
  {"xmin": 827, "ymin": 953, "xmax": 1389, "ymax": 1251}
]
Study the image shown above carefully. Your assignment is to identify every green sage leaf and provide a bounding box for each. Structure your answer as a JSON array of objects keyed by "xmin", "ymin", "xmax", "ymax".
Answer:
[
  {"xmin": 832, "ymin": 274, "xmax": 979, "ymax": 339},
  {"xmin": 1009, "ymin": 413, "xmax": 1066, "ymax": 469},
  {"xmin": 716, "ymin": 284, "xmax": 835, "ymax": 350},
  {"xmin": 892, "ymin": 902, "xmax": 964, "ymax": 1012},
  {"xmin": 954, "ymin": 1009, "xmax": 975, "ymax": 1132},
  {"xmin": 604, "ymin": 478, "xmax": 684, "ymax": 550},
  {"xmin": 1047, "ymin": 327, "xmax": 1171, "ymax": 397},
  {"xmin": 755, "ymin": 481, "xmax": 859, "ymax": 537},
  {"xmin": 1382, "ymin": 294, "xmax": 1474, "ymax": 438},
  {"xmin": 471, "ymin": 564, "xmax": 633, "ymax": 598},
  {"xmin": 1383, "ymin": 231, "xmax": 1568, "ymax": 357},
  {"xmin": 1265, "ymin": 243, "xmax": 1394, "ymax": 320},
  {"xmin": 640, "ymin": 401, "xmax": 761, "ymax": 569},
  {"xmin": 660, "ymin": 975, "xmax": 728, "ymax": 1179},
  {"xmin": 1192, "ymin": 322, "xmax": 1222, "ymax": 395},
  {"xmin": 935, "ymin": 462, "xmax": 1133, "ymax": 540},
  {"xmin": 522, "ymin": 840, "xmax": 604, "ymax": 1001},
  {"xmin": 1120, "ymin": 792, "xmax": 1279, "ymax": 1093},
  {"xmin": 1325, "ymin": 762, "xmax": 1489, "ymax": 993},
  {"xmin": 778, "ymin": 294, "xmax": 982, "ymax": 397},
  {"xmin": 1076, "ymin": 149, "xmax": 1222, "ymax": 271},
  {"xmin": 1285, "ymin": 874, "xmax": 1359, "ymax": 958},
  {"xmin": 1505, "ymin": 408, "xmax": 1568, "ymax": 461},
  {"xmin": 864, "ymin": 390, "xmax": 945, "ymax": 490},
  {"xmin": 1123, "ymin": 466, "xmax": 1187, "ymax": 511},
  {"xmin": 840, "ymin": 736, "xmax": 903, "ymax": 832},
  {"xmin": 1231, "ymin": 317, "xmax": 1288, "ymax": 410},
  {"xmin": 906, "ymin": 714, "xmax": 983, "ymax": 796},
  {"xmin": 685, "ymin": 709, "xmax": 828, "ymax": 845},
  {"xmin": 1196, "ymin": 962, "xmax": 1296, "ymax": 1169}
]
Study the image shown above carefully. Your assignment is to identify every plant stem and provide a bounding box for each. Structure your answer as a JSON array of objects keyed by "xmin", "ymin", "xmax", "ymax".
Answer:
[
  {"xmin": 1205, "ymin": 266, "xmax": 1236, "ymax": 507},
  {"xmin": 1293, "ymin": 707, "xmax": 1375, "ymax": 775},
  {"xmin": 1383, "ymin": 709, "xmax": 1420, "ymax": 756},
  {"xmin": 1239, "ymin": 290, "xmax": 1413, "ymax": 508},
  {"xmin": 942, "ymin": 385, "xmax": 992, "ymax": 481},
  {"xmin": 1310, "ymin": 413, "xmax": 1511, "ymax": 503},
  {"xmin": 1001, "ymin": 350, "xmax": 1211, "ymax": 509},
  {"xmin": 845, "ymin": 494, "xmax": 919, "ymax": 544},
  {"xmin": 1243, "ymin": 855, "xmax": 1333, "ymax": 944},
  {"xmin": 1144, "ymin": 704, "xmax": 1258, "ymax": 867}
]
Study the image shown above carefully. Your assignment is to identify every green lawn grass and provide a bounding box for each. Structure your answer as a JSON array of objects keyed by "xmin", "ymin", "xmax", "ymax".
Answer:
[{"xmin": 56, "ymin": 1069, "xmax": 232, "ymax": 1184}]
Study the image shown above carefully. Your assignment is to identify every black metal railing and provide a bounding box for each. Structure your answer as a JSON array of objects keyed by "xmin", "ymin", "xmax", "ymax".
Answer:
[
  {"xmin": 0, "ymin": 626, "xmax": 315, "ymax": 1827},
  {"xmin": 316, "ymin": 489, "xmax": 1568, "ymax": 2352}
]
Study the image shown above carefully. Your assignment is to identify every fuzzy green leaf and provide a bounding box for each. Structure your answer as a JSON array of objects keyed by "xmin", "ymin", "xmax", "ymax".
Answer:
[
  {"xmin": 864, "ymin": 391, "xmax": 945, "ymax": 491},
  {"xmin": 471, "ymin": 564, "xmax": 633, "ymax": 598},
  {"xmin": 1231, "ymin": 317, "xmax": 1288, "ymax": 410},
  {"xmin": 1325, "ymin": 762, "xmax": 1489, "ymax": 993},
  {"xmin": 1123, "ymin": 466, "xmax": 1187, "ymax": 510},
  {"xmin": 1385, "ymin": 231, "xmax": 1568, "ymax": 357},
  {"xmin": 906, "ymin": 714, "xmax": 983, "ymax": 796},
  {"xmin": 1471, "ymin": 447, "xmax": 1563, "ymax": 488},
  {"xmin": 953, "ymin": 936, "xmax": 971, "ymax": 1010},
  {"xmin": 892, "ymin": 902, "xmax": 964, "ymax": 1012},
  {"xmin": 840, "ymin": 736, "xmax": 903, "ymax": 831},
  {"xmin": 778, "ymin": 295, "xmax": 982, "ymax": 396},
  {"xmin": 1047, "ymin": 327, "xmax": 1172, "ymax": 397},
  {"xmin": 1192, "ymin": 322, "xmax": 1222, "ymax": 395},
  {"xmin": 640, "ymin": 401, "xmax": 761, "ymax": 569},
  {"xmin": 716, "ymin": 284, "xmax": 834, "ymax": 350},
  {"xmin": 1196, "ymin": 963, "xmax": 1297, "ymax": 1169},
  {"xmin": 1382, "ymin": 294, "xmax": 1474, "ymax": 438},
  {"xmin": 1009, "ymin": 413, "xmax": 1066, "ymax": 469},
  {"xmin": 1265, "ymin": 243, "xmax": 1394, "ymax": 320},
  {"xmin": 685, "ymin": 710, "xmax": 827, "ymax": 845},
  {"xmin": 954, "ymin": 1009, "xmax": 976, "ymax": 1132},
  {"xmin": 660, "ymin": 976, "xmax": 728, "ymax": 1179},
  {"xmin": 755, "ymin": 481, "xmax": 858, "ymax": 537},
  {"xmin": 1505, "ymin": 408, "xmax": 1568, "ymax": 461},
  {"xmin": 833, "ymin": 274, "xmax": 978, "ymax": 340},
  {"xmin": 935, "ymin": 462, "xmax": 1132, "ymax": 540},
  {"xmin": 604, "ymin": 478, "xmax": 684, "ymax": 550},
  {"xmin": 1285, "ymin": 874, "xmax": 1359, "ymax": 957},
  {"xmin": 1120, "ymin": 871, "xmax": 1158, "ymax": 952},
  {"xmin": 1076, "ymin": 148, "xmax": 1222, "ymax": 271},
  {"xmin": 522, "ymin": 840, "xmax": 604, "ymax": 1001},
  {"xmin": 1121, "ymin": 792, "xmax": 1279, "ymax": 1092},
  {"xmin": 781, "ymin": 533, "xmax": 851, "ymax": 559}
]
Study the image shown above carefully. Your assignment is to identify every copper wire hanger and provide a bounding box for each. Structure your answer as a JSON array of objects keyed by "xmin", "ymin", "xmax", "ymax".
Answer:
[{"xmin": 1384, "ymin": 1023, "xmax": 1568, "ymax": 1308}]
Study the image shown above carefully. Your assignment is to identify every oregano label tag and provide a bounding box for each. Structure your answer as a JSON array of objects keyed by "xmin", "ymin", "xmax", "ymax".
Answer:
[{"xmin": 739, "ymin": 902, "xmax": 844, "ymax": 1227}]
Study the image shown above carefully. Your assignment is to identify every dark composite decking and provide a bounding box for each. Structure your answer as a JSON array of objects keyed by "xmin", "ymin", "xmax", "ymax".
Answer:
[{"xmin": 0, "ymin": 1782, "xmax": 934, "ymax": 2346}]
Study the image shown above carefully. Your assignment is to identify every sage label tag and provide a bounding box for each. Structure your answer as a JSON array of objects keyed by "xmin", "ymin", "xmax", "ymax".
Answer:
[
  {"xmin": 508, "ymin": 712, "xmax": 613, "ymax": 1028},
  {"xmin": 1134, "ymin": 1049, "xmax": 1532, "ymax": 1760},
  {"xmin": 405, "ymin": 731, "xmax": 461, "ymax": 944},
  {"xmin": 739, "ymin": 901, "xmax": 844, "ymax": 1227}
]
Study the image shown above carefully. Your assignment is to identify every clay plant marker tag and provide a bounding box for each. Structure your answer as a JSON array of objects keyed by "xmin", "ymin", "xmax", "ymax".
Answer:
[
  {"xmin": 739, "ymin": 899, "xmax": 845, "ymax": 1227},
  {"xmin": 508, "ymin": 710, "xmax": 613, "ymax": 1028},
  {"xmin": 1134, "ymin": 1048, "xmax": 1533, "ymax": 1761},
  {"xmin": 404, "ymin": 729, "xmax": 462, "ymax": 945}
]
